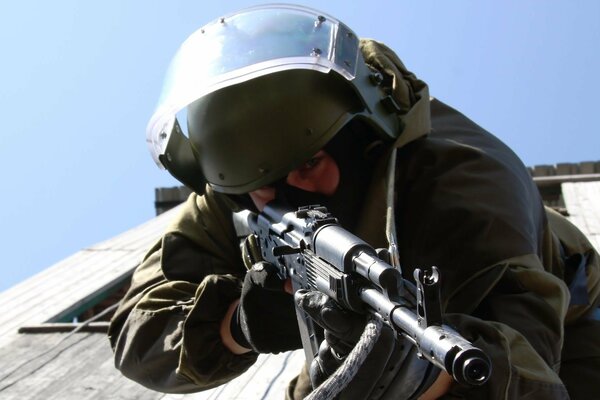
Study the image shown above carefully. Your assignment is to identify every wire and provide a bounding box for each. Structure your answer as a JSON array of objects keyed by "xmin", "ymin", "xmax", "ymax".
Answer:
[
  {"xmin": 0, "ymin": 302, "xmax": 119, "ymax": 392},
  {"xmin": 384, "ymin": 148, "xmax": 402, "ymax": 272},
  {"xmin": 305, "ymin": 316, "xmax": 383, "ymax": 400},
  {"xmin": 260, "ymin": 351, "xmax": 295, "ymax": 400}
]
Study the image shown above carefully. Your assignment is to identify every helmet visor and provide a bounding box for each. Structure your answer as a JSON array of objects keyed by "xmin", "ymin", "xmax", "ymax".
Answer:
[{"xmin": 146, "ymin": 4, "xmax": 360, "ymax": 166}]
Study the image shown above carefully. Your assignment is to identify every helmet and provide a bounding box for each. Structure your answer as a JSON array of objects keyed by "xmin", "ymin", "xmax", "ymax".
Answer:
[{"xmin": 147, "ymin": 4, "xmax": 407, "ymax": 194}]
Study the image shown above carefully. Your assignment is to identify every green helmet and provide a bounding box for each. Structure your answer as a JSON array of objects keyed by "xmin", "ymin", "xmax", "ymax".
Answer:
[{"xmin": 147, "ymin": 4, "xmax": 406, "ymax": 194}]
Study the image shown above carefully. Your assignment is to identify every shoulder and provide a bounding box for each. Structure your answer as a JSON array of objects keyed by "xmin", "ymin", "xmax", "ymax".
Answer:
[{"xmin": 395, "ymin": 99, "xmax": 546, "ymax": 290}]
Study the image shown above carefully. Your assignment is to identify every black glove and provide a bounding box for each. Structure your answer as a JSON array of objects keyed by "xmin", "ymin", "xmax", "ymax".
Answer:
[
  {"xmin": 229, "ymin": 261, "xmax": 302, "ymax": 354},
  {"xmin": 296, "ymin": 290, "xmax": 439, "ymax": 399}
]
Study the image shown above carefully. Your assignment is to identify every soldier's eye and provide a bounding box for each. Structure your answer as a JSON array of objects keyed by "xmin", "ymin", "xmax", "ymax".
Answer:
[{"xmin": 303, "ymin": 157, "xmax": 321, "ymax": 170}]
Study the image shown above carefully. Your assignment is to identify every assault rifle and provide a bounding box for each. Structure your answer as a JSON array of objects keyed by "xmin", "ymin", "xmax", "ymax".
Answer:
[{"xmin": 247, "ymin": 202, "xmax": 491, "ymax": 387}]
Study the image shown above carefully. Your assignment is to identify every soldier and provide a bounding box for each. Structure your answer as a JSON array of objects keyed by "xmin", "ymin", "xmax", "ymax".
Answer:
[{"xmin": 109, "ymin": 4, "xmax": 600, "ymax": 399}]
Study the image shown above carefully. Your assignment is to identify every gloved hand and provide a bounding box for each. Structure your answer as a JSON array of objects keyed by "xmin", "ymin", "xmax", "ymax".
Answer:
[
  {"xmin": 229, "ymin": 261, "xmax": 302, "ymax": 354},
  {"xmin": 296, "ymin": 290, "xmax": 439, "ymax": 400}
]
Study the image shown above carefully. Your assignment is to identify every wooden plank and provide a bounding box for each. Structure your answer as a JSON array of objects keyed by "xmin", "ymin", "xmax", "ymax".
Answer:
[
  {"xmin": 41, "ymin": 334, "xmax": 113, "ymax": 400},
  {"xmin": 94, "ymin": 375, "xmax": 165, "ymax": 400},
  {"xmin": 96, "ymin": 377, "xmax": 165, "ymax": 400},
  {"xmin": 0, "ymin": 252, "xmax": 138, "ymax": 340},
  {"xmin": 0, "ymin": 333, "xmax": 68, "ymax": 378},
  {"xmin": 0, "ymin": 333, "xmax": 102, "ymax": 399},
  {"xmin": 579, "ymin": 161, "xmax": 599, "ymax": 174},
  {"xmin": 533, "ymin": 164, "xmax": 556, "ymax": 176},
  {"xmin": 0, "ymin": 332, "xmax": 159, "ymax": 400},
  {"xmin": 170, "ymin": 351, "xmax": 305, "ymax": 399},
  {"xmin": 254, "ymin": 351, "xmax": 306, "ymax": 400},
  {"xmin": 18, "ymin": 322, "xmax": 109, "ymax": 334},
  {"xmin": 48, "ymin": 336, "xmax": 163, "ymax": 400},
  {"xmin": 0, "ymin": 329, "xmax": 305, "ymax": 400},
  {"xmin": 556, "ymin": 163, "xmax": 579, "ymax": 175},
  {"xmin": 0, "ymin": 204, "xmax": 181, "ymax": 343},
  {"xmin": 533, "ymin": 173, "xmax": 600, "ymax": 187},
  {"xmin": 563, "ymin": 182, "xmax": 600, "ymax": 252}
]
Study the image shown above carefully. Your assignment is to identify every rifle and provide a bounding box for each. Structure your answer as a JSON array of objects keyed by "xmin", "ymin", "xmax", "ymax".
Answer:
[{"xmin": 246, "ymin": 202, "xmax": 491, "ymax": 387}]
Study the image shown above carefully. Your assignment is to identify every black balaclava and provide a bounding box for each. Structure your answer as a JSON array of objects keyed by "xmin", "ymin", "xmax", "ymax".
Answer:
[{"xmin": 273, "ymin": 119, "xmax": 383, "ymax": 232}]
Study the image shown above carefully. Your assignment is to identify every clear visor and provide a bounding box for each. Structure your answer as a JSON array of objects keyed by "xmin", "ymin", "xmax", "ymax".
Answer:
[{"xmin": 146, "ymin": 4, "xmax": 360, "ymax": 166}]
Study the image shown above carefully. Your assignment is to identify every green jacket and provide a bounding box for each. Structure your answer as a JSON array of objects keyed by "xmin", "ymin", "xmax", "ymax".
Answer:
[{"xmin": 108, "ymin": 98, "xmax": 600, "ymax": 399}]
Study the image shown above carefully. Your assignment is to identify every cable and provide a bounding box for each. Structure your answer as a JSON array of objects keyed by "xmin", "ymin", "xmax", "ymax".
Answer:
[
  {"xmin": 260, "ymin": 351, "xmax": 295, "ymax": 400},
  {"xmin": 305, "ymin": 316, "xmax": 383, "ymax": 400},
  {"xmin": 384, "ymin": 148, "xmax": 402, "ymax": 272},
  {"xmin": 0, "ymin": 302, "xmax": 119, "ymax": 391}
]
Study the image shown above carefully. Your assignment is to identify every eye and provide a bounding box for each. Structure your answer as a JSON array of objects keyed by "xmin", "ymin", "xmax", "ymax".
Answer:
[{"xmin": 302, "ymin": 156, "xmax": 321, "ymax": 170}]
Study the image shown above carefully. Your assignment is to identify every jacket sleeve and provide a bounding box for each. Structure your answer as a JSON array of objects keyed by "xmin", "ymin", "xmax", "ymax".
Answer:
[{"xmin": 108, "ymin": 188, "xmax": 258, "ymax": 393}]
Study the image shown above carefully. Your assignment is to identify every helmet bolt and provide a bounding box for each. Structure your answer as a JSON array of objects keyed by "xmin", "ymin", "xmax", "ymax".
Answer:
[
  {"xmin": 370, "ymin": 72, "xmax": 384, "ymax": 85},
  {"xmin": 218, "ymin": 173, "xmax": 225, "ymax": 180},
  {"xmin": 258, "ymin": 167, "xmax": 269, "ymax": 174},
  {"xmin": 311, "ymin": 48, "xmax": 322, "ymax": 57},
  {"xmin": 306, "ymin": 128, "xmax": 314, "ymax": 136}
]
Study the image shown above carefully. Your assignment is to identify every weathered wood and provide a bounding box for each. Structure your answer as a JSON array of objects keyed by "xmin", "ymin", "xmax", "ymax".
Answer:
[
  {"xmin": 533, "ymin": 164, "xmax": 556, "ymax": 176},
  {"xmin": 0, "ymin": 332, "xmax": 163, "ymax": 400},
  {"xmin": 533, "ymin": 173, "xmax": 600, "ymax": 187},
  {"xmin": 0, "ymin": 203, "xmax": 180, "ymax": 345},
  {"xmin": 529, "ymin": 161, "xmax": 600, "ymax": 177},
  {"xmin": 555, "ymin": 163, "xmax": 579, "ymax": 176},
  {"xmin": 32, "ymin": 334, "xmax": 112, "ymax": 400},
  {"xmin": 48, "ymin": 336, "xmax": 161, "ymax": 400},
  {"xmin": 563, "ymin": 181, "xmax": 600, "ymax": 252},
  {"xmin": 0, "ymin": 333, "xmax": 100, "ymax": 399},
  {"xmin": 0, "ymin": 333, "xmax": 68, "ymax": 379},
  {"xmin": 579, "ymin": 161, "xmax": 600, "ymax": 174},
  {"xmin": 0, "ymin": 330, "xmax": 304, "ymax": 400}
]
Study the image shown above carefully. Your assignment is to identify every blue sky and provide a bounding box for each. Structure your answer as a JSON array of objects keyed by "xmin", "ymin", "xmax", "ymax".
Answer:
[{"xmin": 1, "ymin": 1, "xmax": 599, "ymax": 291}]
